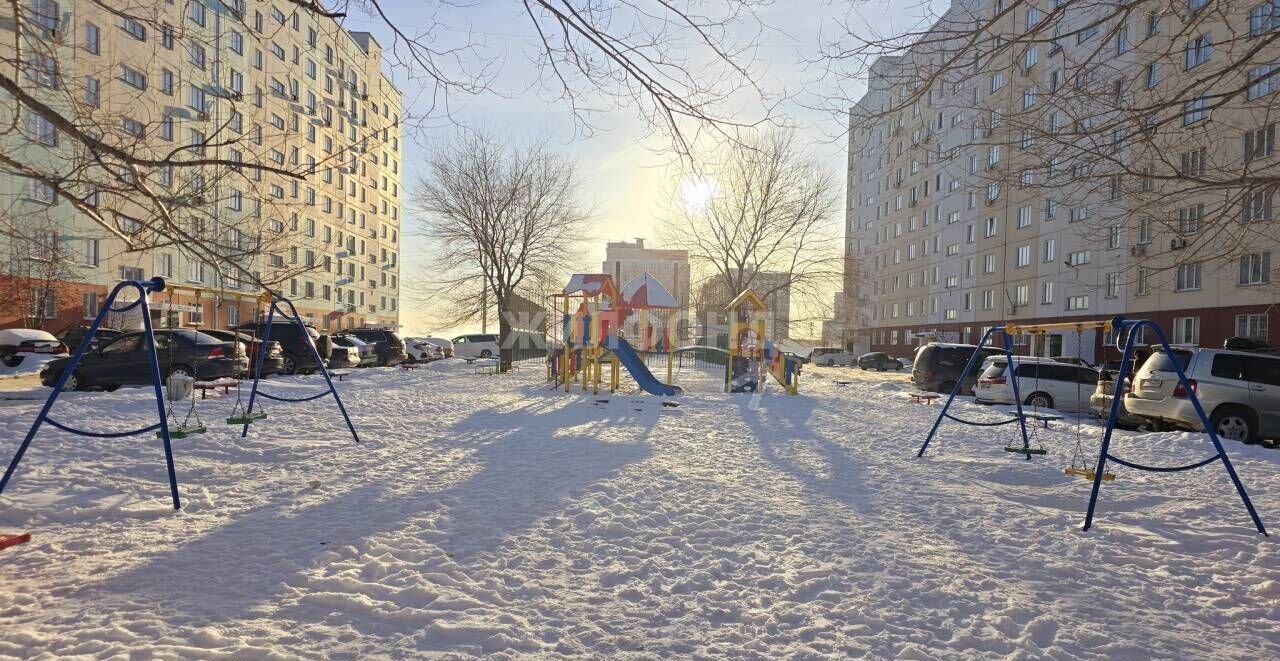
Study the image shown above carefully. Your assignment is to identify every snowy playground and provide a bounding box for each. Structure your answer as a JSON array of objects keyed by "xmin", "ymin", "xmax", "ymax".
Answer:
[{"xmin": 1, "ymin": 355, "xmax": 1277, "ymax": 659}]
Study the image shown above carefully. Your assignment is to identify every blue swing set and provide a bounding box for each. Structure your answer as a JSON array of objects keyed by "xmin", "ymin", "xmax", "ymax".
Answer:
[
  {"xmin": 916, "ymin": 316, "xmax": 1267, "ymax": 535},
  {"xmin": 0, "ymin": 280, "xmax": 359, "ymax": 511}
]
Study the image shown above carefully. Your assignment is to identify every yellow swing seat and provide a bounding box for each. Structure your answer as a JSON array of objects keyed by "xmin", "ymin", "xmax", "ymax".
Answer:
[{"xmin": 1064, "ymin": 466, "xmax": 1115, "ymax": 482}]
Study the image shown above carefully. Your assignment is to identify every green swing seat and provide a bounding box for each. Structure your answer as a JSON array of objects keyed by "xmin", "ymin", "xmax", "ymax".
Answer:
[
  {"xmin": 1004, "ymin": 445, "xmax": 1048, "ymax": 456},
  {"xmin": 159, "ymin": 422, "xmax": 207, "ymax": 439},
  {"xmin": 226, "ymin": 410, "xmax": 267, "ymax": 425}
]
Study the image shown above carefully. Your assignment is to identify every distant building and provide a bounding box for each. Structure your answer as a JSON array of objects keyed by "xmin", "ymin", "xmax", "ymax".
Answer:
[
  {"xmin": 822, "ymin": 292, "xmax": 845, "ymax": 346},
  {"xmin": 602, "ymin": 238, "xmax": 690, "ymax": 335}
]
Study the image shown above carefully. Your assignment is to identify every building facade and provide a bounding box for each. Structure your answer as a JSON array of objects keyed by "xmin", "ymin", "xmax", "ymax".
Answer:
[
  {"xmin": 2, "ymin": 0, "xmax": 403, "ymax": 332},
  {"xmin": 844, "ymin": 0, "xmax": 1280, "ymax": 363}
]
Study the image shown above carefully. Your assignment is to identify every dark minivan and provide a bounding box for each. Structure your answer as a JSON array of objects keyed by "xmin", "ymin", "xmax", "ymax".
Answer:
[
  {"xmin": 912, "ymin": 342, "xmax": 1005, "ymax": 395},
  {"xmin": 40, "ymin": 329, "xmax": 246, "ymax": 391},
  {"xmin": 344, "ymin": 328, "xmax": 408, "ymax": 366},
  {"xmin": 233, "ymin": 322, "xmax": 332, "ymax": 375}
]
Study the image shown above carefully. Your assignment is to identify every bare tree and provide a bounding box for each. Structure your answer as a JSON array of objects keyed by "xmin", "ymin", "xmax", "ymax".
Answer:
[
  {"xmin": 0, "ymin": 210, "xmax": 81, "ymax": 330},
  {"xmin": 664, "ymin": 129, "xmax": 842, "ymax": 334},
  {"xmin": 826, "ymin": 0, "xmax": 1280, "ymax": 300},
  {"xmin": 413, "ymin": 129, "xmax": 590, "ymax": 370}
]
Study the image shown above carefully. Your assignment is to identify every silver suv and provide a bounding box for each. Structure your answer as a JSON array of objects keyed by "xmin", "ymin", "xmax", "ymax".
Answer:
[{"xmin": 1125, "ymin": 346, "xmax": 1280, "ymax": 443}]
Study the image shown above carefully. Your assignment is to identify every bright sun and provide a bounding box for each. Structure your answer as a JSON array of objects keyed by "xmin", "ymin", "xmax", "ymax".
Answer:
[{"xmin": 679, "ymin": 176, "xmax": 718, "ymax": 212}]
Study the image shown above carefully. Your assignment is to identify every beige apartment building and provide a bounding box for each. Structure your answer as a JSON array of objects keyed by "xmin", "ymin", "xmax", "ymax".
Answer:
[
  {"xmin": 2, "ymin": 0, "xmax": 403, "ymax": 332},
  {"xmin": 845, "ymin": 0, "xmax": 1280, "ymax": 363}
]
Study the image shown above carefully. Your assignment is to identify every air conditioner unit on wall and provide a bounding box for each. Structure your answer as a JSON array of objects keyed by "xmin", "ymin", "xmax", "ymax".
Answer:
[
  {"xmin": 1170, "ymin": 237, "xmax": 1187, "ymax": 250},
  {"xmin": 1130, "ymin": 244, "xmax": 1147, "ymax": 257}
]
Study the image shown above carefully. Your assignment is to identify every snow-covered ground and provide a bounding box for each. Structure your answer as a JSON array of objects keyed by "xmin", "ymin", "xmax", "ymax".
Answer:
[{"xmin": 0, "ymin": 360, "xmax": 1276, "ymax": 658}]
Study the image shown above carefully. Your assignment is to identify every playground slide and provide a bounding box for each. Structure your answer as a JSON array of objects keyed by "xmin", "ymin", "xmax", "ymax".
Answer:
[{"xmin": 608, "ymin": 336, "xmax": 681, "ymax": 397}]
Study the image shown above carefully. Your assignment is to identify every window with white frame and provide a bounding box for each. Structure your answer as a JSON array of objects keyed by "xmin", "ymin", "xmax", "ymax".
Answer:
[
  {"xmin": 1041, "ymin": 281, "xmax": 1054, "ymax": 305},
  {"xmin": 1016, "ymin": 245, "xmax": 1031, "ymax": 267},
  {"xmin": 1066, "ymin": 295, "xmax": 1090, "ymax": 311},
  {"xmin": 1066, "ymin": 250, "xmax": 1090, "ymax": 266},
  {"xmin": 82, "ymin": 292, "xmax": 99, "ymax": 320},
  {"xmin": 1136, "ymin": 267, "xmax": 1151, "ymax": 295},
  {"xmin": 1236, "ymin": 313, "xmax": 1269, "ymax": 341},
  {"xmin": 1175, "ymin": 262, "xmax": 1202, "ymax": 291},
  {"xmin": 1105, "ymin": 272, "xmax": 1120, "ymax": 298},
  {"xmin": 1172, "ymin": 316, "xmax": 1200, "ymax": 345},
  {"xmin": 1239, "ymin": 252, "xmax": 1272, "ymax": 284}
]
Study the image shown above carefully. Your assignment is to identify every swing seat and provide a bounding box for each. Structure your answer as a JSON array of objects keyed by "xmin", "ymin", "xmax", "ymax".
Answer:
[
  {"xmin": 1064, "ymin": 467, "xmax": 1115, "ymax": 481},
  {"xmin": 162, "ymin": 424, "xmax": 207, "ymax": 439},
  {"xmin": 226, "ymin": 410, "xmax": 267, "ymax": 425},
  {"xmin": 1004, "ymin": 445, "xmax": 1048, "ymax": 456}
]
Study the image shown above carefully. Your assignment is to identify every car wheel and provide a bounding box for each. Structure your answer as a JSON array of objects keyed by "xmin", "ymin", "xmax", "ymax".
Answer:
[
  {"xmin": 938, "ymin": 380, "xmax": 956, "ymax": 394},
  {"xmin": 1025, "ymin": 392, "xmax": 1053, "ymax": 409},
  {"xmin": 60, "ymin": 370, "xmax": 84, "ymax": 391},
  {"xmin": 1211, "ymin": 408, "xmax": 1256, "ymax": 443},
  {"xmin": 167, "ymin": 364, "xmax": 194, "ymax": 379},
  {"xmin": 2, "ymin": 353, "xmax": 22, "ymax": 368},
  {"xmin": 279, "ymin": 354, "xmax": 298, "ymax": 375},
  {"xmin": 479, "ymin": 349, "xmax": 493, "ymax": 358}
]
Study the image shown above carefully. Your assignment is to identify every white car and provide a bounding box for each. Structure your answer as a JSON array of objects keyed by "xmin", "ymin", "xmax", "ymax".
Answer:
[
  {"xmin": 405, "ymin": 338, "xmax": 445, "ymax": 363},
  {"xmin": 418, "ymin": 336, "xmax": 454, "ymax": 357},
  {"xmin": 0, "ymin": 328, "xmax": 67, "ymax": 367},
  {"xmin": 974, "ymin": 355, "xmax": 1100, "ymax": 413},
  {"xmin": 809, "ymin": 346, "xmax": 855, "ymax": 366},
  {"xmin": 451, "ymin": 333, "xmax": 500, "ymax": 359}
]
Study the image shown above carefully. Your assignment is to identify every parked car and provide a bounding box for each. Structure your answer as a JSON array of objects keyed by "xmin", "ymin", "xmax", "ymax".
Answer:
[
  {"xmin": 232, "ymin": 322, "xmax": 331, "ymax": 375},
  {"xmin": 344, "ymin": 328, "xmax": 408, "ymax": 366},
  {"xmin": 0, "ymin": 328, "xmax": 67, "ymax": 367},
  {"xmin": 857, "ymin": 352, "xmax": 904, "ymax": 371},
  {"xmin": 418, "ymin": 336, "xmax": 454, "ymax": 358},
  {"xmin": 328, "ymin": 342, "xmax": 362, "ymax": 369},
  {"xmin": 1089, "ymin": 369, "xmax": 1149, "ymax": 429},
  {"xmin": 54, "ymin": 325, "xmax": 124, "ymax": 354},
  {"xmin": 1051, "ymin": 355, "xmax": 1096, "ymax": 369},
  {"xmin": 808, "ymin": 347, "xmax": 846, "ymax": 365},
  {"xmin": 199, "ymin": 329, "xmax": 285, "ymax": 377},
  {"xmin": 406, "ymin": 339, "xmax": 445, "ymax": 363},
  {"xmin": 39, "ymin": 329, "xmax": 246, "ymax": 391},
  {"xmin": 912, "ymin": 342, "xmax": 1007, "ymax": 395},
  {"xmin": 452, "ymin": 333, "xmax": 500, "ymax": 359},
  {"xmin": 975, "ymin": 356, "xmax": 1098, "ymax": 412},
  {"xmin": 333, "ymin": 334, "xmax": 378, "ymax": 367},
  {"xmin": 1125, "ymin": 342, "xmax": 1280, "ymax": 443}
]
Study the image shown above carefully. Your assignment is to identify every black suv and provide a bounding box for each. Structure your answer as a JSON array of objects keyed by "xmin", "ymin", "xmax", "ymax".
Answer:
[
  {"xmin": 858, "ymin": 352, "xmax": 904, "ymax": 371},
  {"xmin": 40, "ymin": 329, "xmax": 245, "ymax": 391},
  {"xmin": 912, "ymin": 342, "xmax": 1005, "ymax": 394},
  {"xmin": 233, "ymin": 322, "xmax": 332, "ymax": 375},
  {"xmin": 344, "ymin": 328, "xmax": 408, "ymax": 366}
]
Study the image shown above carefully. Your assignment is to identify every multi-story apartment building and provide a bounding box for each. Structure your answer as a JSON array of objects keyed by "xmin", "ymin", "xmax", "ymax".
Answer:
[
  {"xmin": 1, "ymin": 0, "xmax": 403, "ymax": 332},
  {"xmin": 845, "ymin": 0, "xmax": 1280, "ymax": 363},
  {"xmin": 696, "ymin": 269, "xmax": 792, "ymax": 341}
]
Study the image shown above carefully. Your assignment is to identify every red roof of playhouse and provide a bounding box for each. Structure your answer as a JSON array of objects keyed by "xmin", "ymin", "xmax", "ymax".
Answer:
[
  {"xmin": 619, "ymin": 272, "xmax": 678, "ymax": 309},
  {"xmin": 562, "ymin": 274, "xmax": 619, "ymax": 299}
]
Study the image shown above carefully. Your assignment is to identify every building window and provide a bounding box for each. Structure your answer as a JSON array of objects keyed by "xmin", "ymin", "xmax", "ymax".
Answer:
[
  {"xmin": 1243, "ymin": 188, "xmax": 1274, "ymax": 222},
  {"xmin": 1108, "ymin": 226, "xmax": 1121, "ymax": 249},
  {"xmin": 1145, "ymin": 63, "xmax": 1160, "ymax": 89},
  {"xmin": 118, "ymin": 64, "xmax": 146, "ymax": 90},
  {"xmin": 1250, "ymin": 2, "xmax": 1280, "ymax": 36},
  {"xmin": 84, "ymin": 22, "xmax": 100, "ymax": 54},
  {"xmin": 1185, "ymin": 33, "xmax": 1212, "ymax": 69},
  {"xmin": 85, "ymin": 77, "xmax": 100, "ymax": 107},
  {"xmin": 1183, "ymin": 96, "xmax": 1210, "ymax": 125},
  {"xmin": 982, "ymin": 290, "xmax": 995, "ymax": 310},
  {"xmin": 188, "ymin": 305, "xmax": 204, "ymax": 326},
  {"xmin": 1173, "ymin": 317, "xmax": 1200, "ymax": 345},
  {"xmin": 1179, "ymin": 204, "xmax": 1203, "ymax": 233},
  {"xmin": 121, "ymin": 117, "xmax": 145, "ymax": 137},
  {"xmin": 26, "ymin": 178, "xmax": 56, "ymax": 204},
  {"xmin": 1136, "ymin": 267, "xmax": 1151, "ymax": 296},
  {"xmin": 189, "ymin": 43, "xmax": 207, "ymax": 70},
  {"xmin": 121, "ymin": 16, "xmax": 146, "ymax": 40},
  {"xmin": 1042, "ymin": 238, "xmax": 1055, "ymax": 263},
  {"xmin": 83, "ymin": 238, "xmax": 99, "ymax": 266},
  {"xmin": 82, "ymin": 292, "xmax": 99, "ymax": 320},
  {"xmin": 1016, "ymin": 244, "xmax": 1031, "ymax": 267},
  {"xmin": 31, "ymin": 288, "xmax": 56, "ymax": 320},
  {"xmin": 1180, "ymin": 148, "xmax": 1206, "ymax": 176},
  {"xmin": 162, "ymin": 24, "xmax": 174, "ymax": 49},
  {"xmin": 1066, "ymin": 250, "xmax": 1090, "ymax": 266},
  {"xmin": 230, "ymin": 30, "xmax": 243, "ymax": 54},
  {"xmin": 189, "ymin": 2, "xmax": 207, "ymax": 27},
  {"xmin": 1175, "ymin": 262, "xmax": 1202, "ymax": 291},
  {"xmin": 160, "ymin": 253, "xmax": 174, "ymax": 278},
  {"xmin": 1105, "ymin": 272, "xmax": 1119, "ymax": 298},
  {"xmin": 1066, "ymin": 295, "xmax": 1090, "ymax": 311},
  {"xmin": 187, "ymin": 259, "xmax": 205, "ymax": 283},
  {"xmin": 1236, "ymin": 313, "xmax": 1269, "ymax": 341},
  {"xmin": 1245, "ymin": 123, "xmax": 1276, "ymax": 162},
  {"xmin": 1239, "ymin": 252, "xmax": 1272, "ymax": 285},
  {"xmin": 1041, "ymin": 281, "xmax": 1054, "ymax": 305},
  {"xmin": 1248, "ymin": 64, "xmax": 1280, "ymax": 100}
]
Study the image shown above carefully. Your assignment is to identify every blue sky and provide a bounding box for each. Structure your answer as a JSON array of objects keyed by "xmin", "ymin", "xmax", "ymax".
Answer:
[{"xmin": 337, "ymin": 1, "xmax": 942, "ymax": 335}]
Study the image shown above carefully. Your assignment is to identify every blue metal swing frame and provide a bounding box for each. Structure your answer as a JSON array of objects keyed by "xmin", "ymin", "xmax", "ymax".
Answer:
[
  {"xmin": 1085, "ymin": 317, "xmax": 1267, "ymax": 535},
  {"xmin": 0, "ymin": 277, "xmax": 185, "ymax": 509},
  {"xmin": 238, "ymin": 294, "xmax": 359, "ymax": 443},
  {"xmin": 917, "ymin": 326, "xmax": 1035, "ymax": 459}
]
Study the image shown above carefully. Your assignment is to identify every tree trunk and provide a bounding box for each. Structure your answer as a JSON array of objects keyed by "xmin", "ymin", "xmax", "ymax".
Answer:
[{"xmin": 496, "ymin": 293, "xmax": 513, "ymax": 373}]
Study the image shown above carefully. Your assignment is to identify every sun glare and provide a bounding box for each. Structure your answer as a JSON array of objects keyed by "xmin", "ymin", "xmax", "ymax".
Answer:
[{"xmin": 679, "ymin": 176, "xmax": 718, "ymax": 212}]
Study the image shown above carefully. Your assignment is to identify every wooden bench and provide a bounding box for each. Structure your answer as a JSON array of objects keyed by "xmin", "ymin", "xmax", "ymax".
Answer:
[
  {"xmin": 193, "ymin": 379, "xmax": 240, "ymax": 399},
  {"xmin": 399, "ymin": 362, "xmax": 420, "ymax": 370},
  {"xmin": 833, "ymin": 379, "xmax": 853, "ymax": 386},
  {"xmin": 908, "ymin": 392, "xmax": 941, "ymax": 404},
  {"xmin": 330, "ymin": 370, "xmax": 352, "ymax": 382}
]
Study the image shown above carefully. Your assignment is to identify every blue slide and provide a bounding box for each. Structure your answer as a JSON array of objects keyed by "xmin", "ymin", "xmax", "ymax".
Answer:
[{"xmin": 608, "ymin": 336, "xmax": 681, "ymax": 396}]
